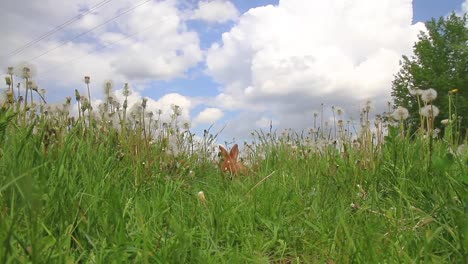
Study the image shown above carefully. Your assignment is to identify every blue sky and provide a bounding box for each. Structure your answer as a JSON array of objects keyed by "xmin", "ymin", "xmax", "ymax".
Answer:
[
  {"xmin": 0, "ymin": 0, "xmax": 466, "ymax": 143},
  {"xmin": 413, "ymin": 0, "xmax": 464, "ymax": 21}
]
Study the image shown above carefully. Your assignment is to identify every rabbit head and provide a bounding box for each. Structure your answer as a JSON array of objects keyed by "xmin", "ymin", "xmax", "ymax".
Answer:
[{"xmin": 219, "ymin": 144, "xmax": 248, "ymax": 176}]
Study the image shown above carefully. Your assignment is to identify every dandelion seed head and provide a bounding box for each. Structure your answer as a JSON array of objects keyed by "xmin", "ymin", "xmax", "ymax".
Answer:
[
  {"xmin": 421, "ymin": 88, "xmax": 437, "ymax": 103},
  {"xmin": 103, "ymin": 80, "xmax": 113, "ymax": 95},
  {"xmin": 146, "ymin": 111, "xmax": 154, "ymax": 119},
  {"xmin": 15, "ymin": 62, "xmax": 36, "ymax": 79},
  {"xmin": 441, "ymin": 119, "xmax": 449, "ymax": 125},
  {"xmin": 392, "ymin": 106, "xmax": 409, "ymax": 121},
  {"xmin": 27, "ymin": 80, "xmax": 38, "ymax": 90},
  {"xmin": 420, "ymin": 105, "xmax": 440, "ymax": 117},
  {"xmin": 360, "ymin": 99, "xmax": 374, "ymax": 113},
  {"xmin": 171, "ymin": 104, "xmax": 181, "ymax": 116}
]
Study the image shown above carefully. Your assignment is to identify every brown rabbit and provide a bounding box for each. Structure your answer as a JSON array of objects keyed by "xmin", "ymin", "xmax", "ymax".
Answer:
[{"xmin": 219, "ymin": 144, "xmax": 249, "ymax": 176}]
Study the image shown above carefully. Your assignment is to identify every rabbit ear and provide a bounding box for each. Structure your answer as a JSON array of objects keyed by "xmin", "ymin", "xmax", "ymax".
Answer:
[
  {"xmin": 230, "ymin": 144, "xmax": 239, "ymax": 160},
  {"xmin": 219, "ymin": 145, "xmax": 229, "ymax": 158}
]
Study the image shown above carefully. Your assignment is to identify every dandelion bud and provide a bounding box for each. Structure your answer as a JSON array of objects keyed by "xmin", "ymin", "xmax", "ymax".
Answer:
[
  {"xmin": 197, "ymin": 191, "xmax": 206, "ymax": 203},
  {"xmin": 103, "ymin": 80, "xmax": 113, "ymax": 95},
  {"xmin": 335, "ymin": 107, "xmax": 344, "ymax": 116},
  {"xmin": 449, "ymin": 88, "xmax": 459, "ymax": 94},
  {"xmin": 75, "ymin": 89, "xmax": 81, "ymax": 101},
  {"xmin": 5, "ymin": 91, "xmax": 13, "ymax": 103},
  {"xmin": 5, "ymin": 76, "xmax": 11, "ymax": 85},
  {"xmin": 7, "ymin": 66, "xmax": 14, "ymax": 75},
  {"xmin": 122, "ymin": 83, "xmax": 131, "ymax": 97}
]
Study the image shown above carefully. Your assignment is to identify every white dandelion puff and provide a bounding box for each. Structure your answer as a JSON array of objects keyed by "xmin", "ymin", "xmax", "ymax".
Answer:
[
  {"xmin": 15, "ymin": 62, "xmax": 36, "ymax": 79},
  {"xmin": 392, "ymin": 106, "xmax": 409, "ymax": 121},
  {"xmin": 420, "ymin": 105, "xmax": 440, "ymax": 118},
  {"xmin": 421, "ymin": 88, "xmax": 437, "ymax": 103}
]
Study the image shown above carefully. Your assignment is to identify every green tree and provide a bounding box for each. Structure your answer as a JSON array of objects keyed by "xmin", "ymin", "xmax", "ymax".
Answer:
[{"xmin": 391, "ymin": 12, "xmax": 467, "ymax": 138}]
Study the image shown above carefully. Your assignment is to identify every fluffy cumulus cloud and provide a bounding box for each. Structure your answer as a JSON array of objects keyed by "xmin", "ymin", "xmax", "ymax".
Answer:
[
  {"xmin": 0, "ymin": 0, "xmax": 203, "ymax": 100},
  {"xmin": 206, "ymin": 0, "xmax": 426, "ymax": 137},
  {"xmin": 190, "ymin": 0, "xmax": 239, "ymax": 23},
  {"xmin": 111, "ymin": 88, "xmax": 194, "ymax": 124},
  {"xmin": 462, "ymin": 0, "xmax": 468, "ymax": 13},
  {"xmin": 194, "ymin": 107, "xmax": 224, "ymax": 125}
]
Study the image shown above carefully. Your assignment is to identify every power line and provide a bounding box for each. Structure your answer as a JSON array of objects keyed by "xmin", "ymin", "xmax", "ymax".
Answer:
[
  {"xmin": 3, "ymin": 0, "xmax": 114, "ymax": 58},
  {"xmin": 37, "ymin": 20, "xmax": 161, "ymax": 79},
  {"xmin": 26, "ymin": 0, "xmax": 154, "ymax": 63}
]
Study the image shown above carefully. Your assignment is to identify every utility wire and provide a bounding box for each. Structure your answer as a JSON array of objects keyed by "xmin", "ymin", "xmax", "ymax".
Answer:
[
  {"xmin": 3, "ymin": 0, "xmax": 114, "ymax": 58},
  {"xmin": 37, "ymin": 19, "xmax": 162, "ymax": 79},
  {"xmin": 25, "ymin": 0, "xmax": 154, "ymax": 63}
]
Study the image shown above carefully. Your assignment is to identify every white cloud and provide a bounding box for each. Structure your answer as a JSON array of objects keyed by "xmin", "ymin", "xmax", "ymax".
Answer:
[
  {"xmin": 206, "ymin": 0, "xmax": 426, "ymax": 137},
  {"xmin": 0, "ymin": 0, "xmax": 203, "ymax": 100},
  {"xmin": 112, "ymin": 88, "xmax": 193, "ymax": 124},
  {"xmin": 461, "ymin": 0, "xmax": 468, "ymax": 14},
  {"xmin": 255, "ymin": 116, "xmax": 278, "ymax": 128},
  {"xmin": 190, "ymin": 0, "xmax": 239, "ymax": 23},
  {"xmin": 194, "ymin": 107, "xmax": 224, "ymax": 125}
]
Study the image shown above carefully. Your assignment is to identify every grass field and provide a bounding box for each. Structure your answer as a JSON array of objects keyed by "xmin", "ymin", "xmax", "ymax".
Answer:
[{"xmin": 0, "ymin": 78, "xmax": 467, "ymax": 263}]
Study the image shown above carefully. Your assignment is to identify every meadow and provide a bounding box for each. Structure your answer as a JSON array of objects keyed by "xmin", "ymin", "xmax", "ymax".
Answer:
[{"xmin": 0, "ymin": 68, "xmax": 467, "ymax": 263}]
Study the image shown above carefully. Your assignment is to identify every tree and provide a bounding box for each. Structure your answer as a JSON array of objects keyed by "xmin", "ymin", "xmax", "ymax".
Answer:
[{"xmin": 391, "ymin": 12, "xmax": 467, "ymax": 139}]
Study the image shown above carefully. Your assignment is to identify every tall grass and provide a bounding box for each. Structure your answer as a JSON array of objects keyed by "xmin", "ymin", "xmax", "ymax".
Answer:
[{"xmin": 0, "ymin": 66, "xmax": 467, "ymax": 263}]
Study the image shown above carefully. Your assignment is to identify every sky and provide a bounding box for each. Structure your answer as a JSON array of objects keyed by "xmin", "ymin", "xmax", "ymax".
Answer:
[{"xmin": 0, "ymin": 0, "xmax": 467, "ymax": 143}]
